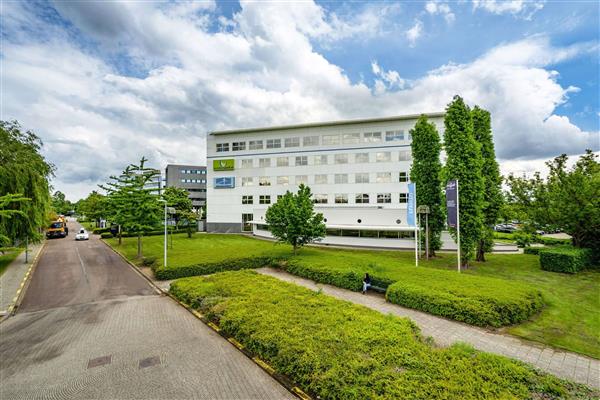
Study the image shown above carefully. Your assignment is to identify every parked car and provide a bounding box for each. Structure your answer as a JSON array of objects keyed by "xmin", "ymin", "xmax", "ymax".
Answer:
[
  {"xmin": 494, "ymin": 224, "xmax": 517, "ymax": 233},
  {"xmin": 75, "ymin": 228, "xmax": 89, "ymax": 241}
]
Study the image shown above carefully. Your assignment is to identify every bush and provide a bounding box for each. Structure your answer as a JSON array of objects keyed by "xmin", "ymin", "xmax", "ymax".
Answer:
[
  {"xmin": 540, "ymin": 247, "xmax": 594, "ymax": 274},
  {"xmin": 537, "ymin": 237, "xmax": 572, "ymax": 246},
  {"xmin": 93, "ymin": 227, "xmax": 111, "ymax": 235},
  {"xmin": 493, "ymin": 232, "xmax": 515, "ymax": 241},
  {"xmin": 514, "ymin": 231, "xmax": 532, "ymax": 248},
  {"xmin": 100, "ymin": 232, "xmax": 113, "ymax": 239},
  {"xmin": 120, "ymin": 229, "xmax": 186, "ymax": 238},
  {"xmin": 141, "ymin": 256, "xmax": 157, "ymax": 267},
  {"xmin": 154, "ymin": 256, "xmax": 282, "ymax": 280},
  {"xmin": 169, "ymin": 271, "xmax": 593, "ymax": 400},
  {"xmin": 523, "ymin": 247, "xmax": 542, "ymax": 255}
]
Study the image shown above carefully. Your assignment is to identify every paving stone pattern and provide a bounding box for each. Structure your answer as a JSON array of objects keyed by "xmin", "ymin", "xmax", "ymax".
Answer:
[
  {"xmin": 0, "ymin": 243, "xmax": 44, "ymax": 313},
  {"xmin": 257, "ymin": 267, "xmax": 600, "ymax": 389}
]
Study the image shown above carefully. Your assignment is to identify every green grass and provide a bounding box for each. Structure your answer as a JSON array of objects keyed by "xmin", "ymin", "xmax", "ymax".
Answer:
[
  {"xmin": 170, "ymin": 271, "xmax": 595, "ymax": 400},
  {"xmin": 0, "ymin": 250, "xmax": 22, "ymax": 277},
  {"xmin": 78, "ymin": 221, "xmax": 95, "ymax": 231}
]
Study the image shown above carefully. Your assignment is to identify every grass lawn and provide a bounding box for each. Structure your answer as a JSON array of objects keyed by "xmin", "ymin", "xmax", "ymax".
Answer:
[
  {"xmin": 78, "ymin": 221, "xmax": 96, "ymax": 231},
  {"xmin": 107, "ymin": 233, "xmax": 600, "ymax": 358},
  {"xmin": 0, "ymin": 250, "xmax": 22, "ymax": 277}
]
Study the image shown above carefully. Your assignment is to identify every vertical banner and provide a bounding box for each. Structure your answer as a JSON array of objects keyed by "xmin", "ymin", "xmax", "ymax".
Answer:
[
  {"xmin": 446, "ymin": 180, "xmax": 458, "ymax": 228},
  {"xmin": 407, "ymin": 183, "xmax": 416, "ymax": 227}
]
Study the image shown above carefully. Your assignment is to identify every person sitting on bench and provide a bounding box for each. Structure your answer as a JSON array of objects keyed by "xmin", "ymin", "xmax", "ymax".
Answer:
[{"xmin": 362, "ymin": 273, "xmax": 371, "ymax": 294}]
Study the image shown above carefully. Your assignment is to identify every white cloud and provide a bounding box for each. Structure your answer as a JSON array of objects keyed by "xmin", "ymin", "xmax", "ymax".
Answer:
[
  {"xmin": 425, "ymin": 2, "xmax": 455, "ymax": 24},
  {"xmin": 371, "ymin": 61, "xmax": 406, "ymax": 94},
  {"xmin": 472, "ymin": 0, "xmax": 545, "ymax": 19},
  {"xmin": 405, "ymin": 20, "xmax": 423, "ymax": 47}
]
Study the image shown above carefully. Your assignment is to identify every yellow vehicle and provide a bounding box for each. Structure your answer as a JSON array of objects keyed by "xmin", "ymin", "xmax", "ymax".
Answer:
[{"xmin": 46, "ymin": 216, "xmax": 69, "ymax": 239}]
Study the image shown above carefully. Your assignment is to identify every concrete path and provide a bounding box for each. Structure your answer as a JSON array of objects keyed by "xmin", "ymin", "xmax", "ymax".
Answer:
[
  {"xmin": 0, "ymin": 243, "xmax": 44, "ymax": 315},
  {"xmin": 257, "ymin": 267, "xmax": 600, "ymax": 389}
]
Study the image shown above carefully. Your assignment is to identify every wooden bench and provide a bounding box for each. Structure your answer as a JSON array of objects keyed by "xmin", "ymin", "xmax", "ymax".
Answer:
[{"xmin": 365, "ymin": 285, "xmax": 386, "ymax": 294}]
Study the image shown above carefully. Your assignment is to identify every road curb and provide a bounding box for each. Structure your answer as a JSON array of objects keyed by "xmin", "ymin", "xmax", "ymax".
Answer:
[{"xmin": 100, "ymin": 238, "xmax": 312, "ymax": 400}]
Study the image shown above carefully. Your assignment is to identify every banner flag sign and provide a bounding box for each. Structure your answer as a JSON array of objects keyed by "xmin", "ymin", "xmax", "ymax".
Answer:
[
  {"xmin": 446, "ymin": 180, "xmax": 458, "ymax": 228},
  {"xmin": 213, "ymin": 159, "xmax": 235, "ymax": 171},
  {"xmin": 407, "ymin": 183, "xmax": 416, "ymax": 227},
  {"xmin": 214, "ymin": 177, "xmax": 235, "ymax": 189}
]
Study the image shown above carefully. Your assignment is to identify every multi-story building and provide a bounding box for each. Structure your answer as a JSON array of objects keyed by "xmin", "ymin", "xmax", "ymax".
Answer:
[
  {"xmin": 207, "ymin": 113, "xmax": 445, "ymax": 249},
  {"xmin": 165, "ymin": 164, "xmax": 207, "ymax": 211}
]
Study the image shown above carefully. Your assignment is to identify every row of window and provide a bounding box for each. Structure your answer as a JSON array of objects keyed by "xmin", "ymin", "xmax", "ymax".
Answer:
[
  {"xmin": 215, "ymin": 130, "xmax": 412, "ymax": 152},
  {"xmin": 240, "ymin": 172, "xmax": 409, "ymax": 187},
  {"xmin": 180, "ymin": 179, "xmax": 206, "ymax": 183},
  {"xmin": 181, "ymin": 169, "xmax": 206, "ymax": 174},
  {"xmin": 238, "ymin": 151, "xmax": 411, "ymax": 169},
  {"xmin": 241, "ymin": 193, "xmax": 409, "ymax": 205},
  {"xmin": 255, "ymin": 224, "xmax": 415, "ymax": 239}
]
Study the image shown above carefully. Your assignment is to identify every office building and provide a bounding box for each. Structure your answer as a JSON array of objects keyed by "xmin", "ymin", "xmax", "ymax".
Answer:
[{"xmin": 165, "ymin": 164, "xmax": 207, "ymax": 211}]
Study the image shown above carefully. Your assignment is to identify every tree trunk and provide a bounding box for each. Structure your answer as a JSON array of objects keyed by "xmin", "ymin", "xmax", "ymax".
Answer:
[
  {"xmin": 187, "ymin": 227, "xmax": 192, "ymax": 239},
  {"xmin": 118, "ymin": 231, "xmax": 122, "ymax": 246},
  {"xmin": 293, "ymin": 245, "xmax": 297, "ymax": 255},
  {"xmin": 476, "ymin": 240, "xmax": 486, "ymax": 262},
  {"xmin": 137, "ymin": 233, "xmax": 142, "ymax": 258}
]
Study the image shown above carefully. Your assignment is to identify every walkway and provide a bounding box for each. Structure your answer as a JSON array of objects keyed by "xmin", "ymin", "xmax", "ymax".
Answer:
[
  {"xmin": 0, "ymin": 243, "xmax": 44, "ymax": 315},
  {"xmin": 257, "ymin": 267, "xmax": 600, "ymax": 389}
]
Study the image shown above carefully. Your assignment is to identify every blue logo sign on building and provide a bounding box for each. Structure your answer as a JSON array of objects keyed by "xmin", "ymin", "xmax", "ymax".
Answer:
[{"xmin": 214, "ymin": 177, "xmax": 235, "ymax": 189}]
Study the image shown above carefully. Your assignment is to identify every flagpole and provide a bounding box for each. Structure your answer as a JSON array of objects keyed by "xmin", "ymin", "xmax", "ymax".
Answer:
[
  {"xmin": 415, "ymin": 184, "xmax": 418, "ymax": 267},
  {"xmin": 456, "ymin": 179, "xmax": 461, "ymax": 273}
]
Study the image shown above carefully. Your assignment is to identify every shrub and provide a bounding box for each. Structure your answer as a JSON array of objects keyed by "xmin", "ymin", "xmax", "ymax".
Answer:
[
  {"xmin": 169, "ymin": 271, "xmax": 593, "ymax": 400},
  {"xmin": 93, "ymin": 227, "xmax": 111, "ymax": 235},
  {"xmin": 514, "ymin": 231, "xmax": 532, "ymax": 248},
  {"xmin": 493, "ymin": 232, "xmax": 515, "ymax": 241},
  {"xmin": 154, "ymin": 256, "xmax": 282, "ymax": 280},
  {"xmin": 540, "ymin": 247, "xmax": 594, "ymax": 274},
  {"xmin": 523, "ymin": 247, "xmax": 542, "ymax": 255},
  {"xmin": 537, "ymin": 236, "xmax": 572, "ymax": 246},
  {"xmin": 141, "ymin": 256, "xmax": 157, "ymax": 267},
  {"xmin": 100, "ymin": 232, "xmax": 113, "ymax": 239}
]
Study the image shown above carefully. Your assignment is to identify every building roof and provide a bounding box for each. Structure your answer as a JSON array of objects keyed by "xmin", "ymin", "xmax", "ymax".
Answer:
[{"xmin": 209, "ymin": 112, "xmax": 445, "ymax": 136}]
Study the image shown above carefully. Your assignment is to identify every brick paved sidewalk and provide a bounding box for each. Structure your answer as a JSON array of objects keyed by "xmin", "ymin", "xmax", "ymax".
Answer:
[
  {"xmin": 257, "ymin": 267, "xmax": 600, "ymax": 389},
  {"xmin": 0, "ymin": 243, "xmax": 44, "ymax": 315}
]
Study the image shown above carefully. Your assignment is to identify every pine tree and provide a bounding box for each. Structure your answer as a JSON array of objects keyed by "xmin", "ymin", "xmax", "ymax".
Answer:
[
  {"xmin": 409, "ymin": 115, "xmax": 444, "ymax": 256},
  {"xmin": 443, "ymin": 96, "xmax": 484, "ymax": 267},
  {"xmin": 472, "ymin": 106, "xmax": 503, "ymax": 262}
]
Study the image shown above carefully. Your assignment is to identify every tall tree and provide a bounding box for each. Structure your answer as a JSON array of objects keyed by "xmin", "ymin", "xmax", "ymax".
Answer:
[
  {"xmin": 79, "ymin": 191, "xmax": 108, "ymax": 226},
  {"xmin": 51, "ymin": 191, "xmax": 73, "ymax": 215},
  {"xmin": 163, "ymin": 187, "xmax": 198, "ymax": 238},
  {"xmin": 471, "ymin": 107, "xmax": 503, "ymax": 262},
  {"xmin": 265, "ymin": 184, "xmax": 326, "ymax": 255},
  {"xmin": 0, "ymin": 193, "xmax": 30, "ymax": 253},
  {"xmin": 443, "ymin": 96, "xmax": 484, "ymax": 267},
  {"xmin": 409, "ymin": 115, "xmax": 444, "ymax": 256}
]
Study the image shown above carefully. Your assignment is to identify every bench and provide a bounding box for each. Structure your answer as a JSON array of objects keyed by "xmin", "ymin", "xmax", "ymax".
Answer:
[{"xmin": 365, "ymin": 285, "xmax": 386, "ymax": 294}]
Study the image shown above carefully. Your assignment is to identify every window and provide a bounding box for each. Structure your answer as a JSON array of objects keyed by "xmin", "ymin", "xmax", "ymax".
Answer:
[
  {"xmin": 295, "ymin": 156, "xmax": 308, "ymax": 166},
  {"xmin": 277, "ymin": 176, "xmax": 289, "ymax": 185},
  {"xmin": 355, "ymin": 173, "xmax": 369, "ymax": 183},
  {"xmin": 259, "ymin": 176, "xmax": 271, "ymax": 186},
  {"xmin": 355, "ymin": 153, "xmax": 369, "ymax": 163},
  {"xmin": 242, "ymin": 213, "xmax": 253, "ymax": 232},
  {"xmin": 376, "ymin": 152, "xmax": 391, "ymax": 162},
  {"xmin": 242, "ymin": 177, "xmax": 254, "ymax": 186},
  {"xmin": 342, "ymin": 133, "xmax": 360, "ymax": 144},
  {"xmin": 285, "ymin": 137, "xmax": 300, "ymax": 148},
  {"xmin": 376, "ymin": 172, "xmax": 392, "ymax": 183},
  {"xmin": 323, "ymin": 134, "xmax": 340, "ymax": 145},
  {"xmin": 355, "ymin": 193, "xmax": 369, "ymax": 204},
  {"xmin": 259, "ymin": 195, "xmax": 271, "ymax": 205},
  {"xmin": 249, "ymin": 140, "xmax": 263, "ymax": 150},
  {"xmin": 334, "ymin": 174, "xmax": 348, "ymax": 184},
  {"xmin": 259, "ymin": 158, "xmax": 271, "ymax": 168},
  {"xmin": 363, "ymin": 132, "xmax": 382, "ymax": 142},
  {"xmin": 232, "ymin": 141, "xmax": 246, "ymax": 151},
  {"xmin": 216, "ymin": 143, "xmax": 229, "ymax": 152},
  {"xmin": 399, "ymin": 172, "xmax": 408, "ymax": 182},
  {"xmin": 399, "ymin": 193, "xmax": 408, "ymax": 203},
  {"xmin": 399, "ymin": 151, "xmax": 412, "ymax": 161},
  {"xmin": 266, "ymin": 139, "xmax": 281, "ymax": 149},
  {"xmin": 241, "ymin": 159, "xmax": 253, "ymax": 168},
  {"xmin": 315, "ymin": 174, "xmax": 328, "ymax": 184},
  {"xmin": 242, "ymin": 195, "xmax": 253, "ymax": 205},
  {"xmin": 385, "ymin": 130, "xmax": 404, "ymax": 142},
  {"xmin": 296, "ymin": 175, "xmax": 308, "ymax": 185},
  {"xmin": 377, "ymin": 193, "xmax": 391, "ymax": 203},
  {"xmin": 276, "ymin": 157, "xmax": 289, "ymax": 167},
  {"xmin": 314, "ymin": 194, "xmax": 328, "ymax": 204},
  {"xmin": 303, "ymin": 136, "xmax": 319, "ymax": 146},
  {"xmin": 314, "ymin": 155, "xmax": 328, "ymax": 165},
  {"xmin": 335, "ymin": 194, "xmax": 348, "ymax": 204},
  {"xmin": 334, "ymin": 154, "xmax": 348, "ymax": 164}
]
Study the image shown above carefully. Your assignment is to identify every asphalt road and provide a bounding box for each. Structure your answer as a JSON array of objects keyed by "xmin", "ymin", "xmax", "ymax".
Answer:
[{"xmin": 0, "ymin": 221, "xmax": 293, "ymax": 399}]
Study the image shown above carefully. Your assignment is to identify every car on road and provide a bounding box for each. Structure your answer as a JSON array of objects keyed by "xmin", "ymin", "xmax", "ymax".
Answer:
[
  {"xmin": 75, "ymin": 228, "xmax": 89, "ymax": 241},
  {"xmin": 494, "ymin": 224, "xmax": 517, "ymax": 233}
]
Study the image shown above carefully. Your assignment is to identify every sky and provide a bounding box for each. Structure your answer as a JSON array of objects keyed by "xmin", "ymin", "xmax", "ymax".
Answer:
[{"xmin": 1, "ymin": 0, "xmax": 598, "ymax": 200}]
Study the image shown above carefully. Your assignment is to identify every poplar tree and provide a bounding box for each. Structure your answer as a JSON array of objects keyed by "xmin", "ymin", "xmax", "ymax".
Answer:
[
  {"xmin": 472, "ymin": 107, "xmax": 503, "ymax": 261},
  {"xmin": 443, "ymin": 96, "xmax": 484, "ymax": 267},
  {"xmin": 409, "ymin": 115, "xmax": 444, "ymax": 256}
]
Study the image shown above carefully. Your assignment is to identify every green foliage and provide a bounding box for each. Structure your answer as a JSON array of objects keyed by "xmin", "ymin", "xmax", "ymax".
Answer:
[
  {"xmin": 513, "ymin": 231, "xmax": 532, "ymax": 248},
  {"xmin": 154, "ymin": 256, "xmax": 282, "ymax": 280},
  {"xmin": 51, "ymin": 191, "xmax": 73, "ymax": 215},
  {"xmin": 170, "ymin": 271, "xmax": 593, "ymax": 400},
  {"xmin": 78, "ymin": 191, "xmax": 108, "ymax": 225},
  {"xmin": 265, "ymin": 184, "xmax": 326, "ymax": 254},
  {"xmin": 523, "ymin": 247, "xmax": 542, "ymax": 255},
  {"xmin": 162, "ymin": 186, "xmax": 197, "ymax": 238},
  {"xmin": 100, "ymin": 232, "xmax": 113, "ymax": 239},
  {"xmin": 93, "ymin": 227, "xmax": 111, "ymax": 234},
  {"xmin": 443, "ymin": 96, "xmax": 484, "ymax": 266},
  {"xmin": 141, "ymin": 256, "xmax": 157, "ymax": 267},
  {"xmin": 409, "ymin": 115, "xmax": 445, "ymax": 255},
  {"xmin": 540, "ymin": 248, "xmax": 594, "ymax": 274},
  {"xmin": 0, "ymin": 193, "xmax": 30, "ymax": 251}
]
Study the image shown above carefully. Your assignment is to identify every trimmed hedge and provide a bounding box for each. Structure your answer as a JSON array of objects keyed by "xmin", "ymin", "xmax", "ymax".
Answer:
[
  {"xmin": 523, "ymin": 247, "xmax": 542, "ymax": 255},
  {"xmin": 153, "ymin": 256, "xmax": 283, "ymax": 280},
  {"xmin": 100, "ymin": 232, "xmax": 113, "ymax": 239},
  {"xmin": 537, "ymin": 237, "xmax": 571, "ymax": 246},
  {"xmin": 92, "ymin": 227, "xmax": 111, "ymax": 234},
  {"xmin": 540, "ymin": 247, "xmax": 594, "ymax": 274},
  {"xmin": 102, "ymin": 229, "xmax": 187, "ymax": 238},
  {"xmin": 170, "ymin": 271, "xmax": 594, "ymax": 400}
]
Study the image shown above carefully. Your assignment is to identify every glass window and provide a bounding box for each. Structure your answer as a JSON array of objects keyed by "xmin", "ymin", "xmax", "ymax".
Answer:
[
  {"xmin": 376, "ymin": 152, "xmax": 391, "ymax": 162},
  {"xmin": 249, "ymin": 140, "xmax": 263, "ymax": 150},
  {"xmin": 296, "ymin": 175, "xmax": 308, "ymax": 185},
  {"xmin": 376, "ymin": 172, "xmax": 392, "ymax": 183},
  {"xmin": 314, "ymin": 194, "xmax": 328, "ymax": 204},
  {"xmin": 266, "ymin": 139, "xmax": 281, "ymax": 149},
  {"xmin": 377, "ymin": 193, "xmax": 392, "ymax": 203},
  {"xmin": 259, "ymin": 176, "xmax": 271, "ymax": 186},
  {"xmin": 242, "ymin": 177, "xmax": 254, "ymax": 186},
  {"xmin": 334, "ymin": 174, "xmax": 348, "ymax": 184},
  {"xmin": 277, "ymin": 176, "xmax": 289, "ymax": 185},
  {"xmin": 259, "ymin": 195, "xmax": 271, "ymax": 205},
  {"xmin": 277, "ymin": 157, "xmax": 289, "ymax": 167},
  {"xmin": 303, "ymin": 136, "xmax": 319, "ymax": 146},
  {"xmin": 232, "ymin": 141, "xmax": 246, "ymax": 151},
  {"xmin": 216, "ymin": 143, "xmax": 229, "ymax": 152},
  {"xmin": 335, "ymin": 194, "xmax": 348, "ymax": 204},
  {"xmin": 241, "ymin": 159, "xmax": 253, "ymax": 168},
  {"xmin": 342, "ymin": 133, "xmax": 360, "ymax": 144},
  {"xmin": 355, "ymin": 153, "xmax": 369, "ymax": 163},
  {"xmin": 399, "ymin": 151, "xmax": 412, "ymax": 161},
  {"xmin": 334, "ymin": 154, "xmax": 348, "ymax": 164},
  {"xmin": 385, "ymin": 130, "xmax": 404, "ymax": 142},
  {"xmin": 295, "ymin": 156, "xmax": 308, "ymax": 166},
  {"xmin": 242, "ymin": 195, "xmax": 253, "ymax": 205},
  {"xmin": 314, "ymin": 155, "xmax": 328, "ymax": 165},
  {"xmin": 363, "ymin": 132, "xmax": 382, "ymax": 142},
  {"xmin": 259, "ymin": 158, "xmax": 271, "ymax": 168},
  {"xmin": 399, "ymin": 193, "xmax": 408, "ymax": 203},
  {"xmin": 315, "ymin": 174, "xmax": 328, "ymax": 184},
  {"xmin": 399, "ymin": 172, "xmax": 408, "ymax": 182},
  {"xmin": 355, "ymin": 193, "xmax": 369, "ymax": 204},
  {"xmin": 284, "ymin": 137, "xmax": 300, "ymax": 148},
  {"xmin": 323, "ymin": 134, "xmax": 340, "ymax": 145},
  {"xmin": 355, "ymin": 173, "xmax": 369, "ymax": 184}
]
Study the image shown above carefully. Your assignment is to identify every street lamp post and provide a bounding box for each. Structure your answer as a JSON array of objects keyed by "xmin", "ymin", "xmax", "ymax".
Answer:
[{"xmin": 159, "ymin": 199, "xmax": 167, "ymax": 268}]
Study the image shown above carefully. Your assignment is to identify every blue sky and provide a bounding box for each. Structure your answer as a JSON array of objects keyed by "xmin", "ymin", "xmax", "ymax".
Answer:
[{"xmin": 1, "ymin": 0, "xmax": 598, "ymax": 199}]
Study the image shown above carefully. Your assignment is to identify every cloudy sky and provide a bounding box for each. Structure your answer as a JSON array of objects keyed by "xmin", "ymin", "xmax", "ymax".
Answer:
[{"xmin": 1, "ymin": 0, "xmax": 598, "ymax": 200}]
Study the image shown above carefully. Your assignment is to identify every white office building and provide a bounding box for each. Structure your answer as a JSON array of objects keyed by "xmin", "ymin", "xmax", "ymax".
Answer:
[{"xmin": 207, "ymin": 113, "xmax": 445, "ymax": 249}]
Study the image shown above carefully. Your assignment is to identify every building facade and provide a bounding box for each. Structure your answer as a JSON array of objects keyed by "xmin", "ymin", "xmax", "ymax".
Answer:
[
  {"xmin": 207, "ymin": 113, "xmax": 445, "ymax": 249},
  {"xmin": 165, "ymin": 164, "xmax": 207, "ymax": 211}
]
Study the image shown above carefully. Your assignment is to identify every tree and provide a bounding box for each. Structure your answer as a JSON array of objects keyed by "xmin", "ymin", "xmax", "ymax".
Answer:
[
  {"xmin": 409, "ymin": 115, "xmax": 444, "ymax": 257},
  {"xmin": 51, "ymin": 191, "xmax": 73, "ymax": 215},
  {"xmin": 163, "ymin": 187, "xmax": 198, "ymax": 238},
  {"xmin": 0, "ymin": 193, "xmax": 30, "ymax": 253},
  {"xmin": 79, "ymin": 191, "xmax": 108, "ymax": 226},
  {"xmin": 101, "ymin": 157, "xmax": 162, "ymax": 257},
  {"xmin": 471, "ymin": 106, "xmax": 503, "ymax": 262},
  {"xmin": 265, "ymin": 184, "xmax": 326, "ymax": 254},
  {"xmin": 443, "ymin": 96, "xmax": 484, "ymax": 267}
]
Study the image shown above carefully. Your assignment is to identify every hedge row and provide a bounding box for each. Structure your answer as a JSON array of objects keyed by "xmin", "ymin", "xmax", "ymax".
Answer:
[
  {"xmin": 493, "ymin": 232, "xmax": 571, "ymax": 246},
  {"xmin": 92, "ymin": 227, "xmax": 111, "ymax": 234},
  {"xmin": 523, "ymin": 247, "xmax": 542, "ymax": 255},
  {"xmin": 153, "ymin": 256, "xmax": 283, "ymax": 280},
  {"xmin": 102, "ymin": 229, "xmax": 187, "ymax": 238},
  {"xmin": 540, "ymin": 247, "xmax": 594, "ymax": 274},
  {"xmin": 169, "ymin": 271, "xmax": 593, "ymax": 400}
]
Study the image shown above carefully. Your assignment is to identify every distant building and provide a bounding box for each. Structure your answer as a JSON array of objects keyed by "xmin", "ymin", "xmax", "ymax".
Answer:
[{"xmin": 165, "ymin": 164, "xmax": 207, "ymax": 211}]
